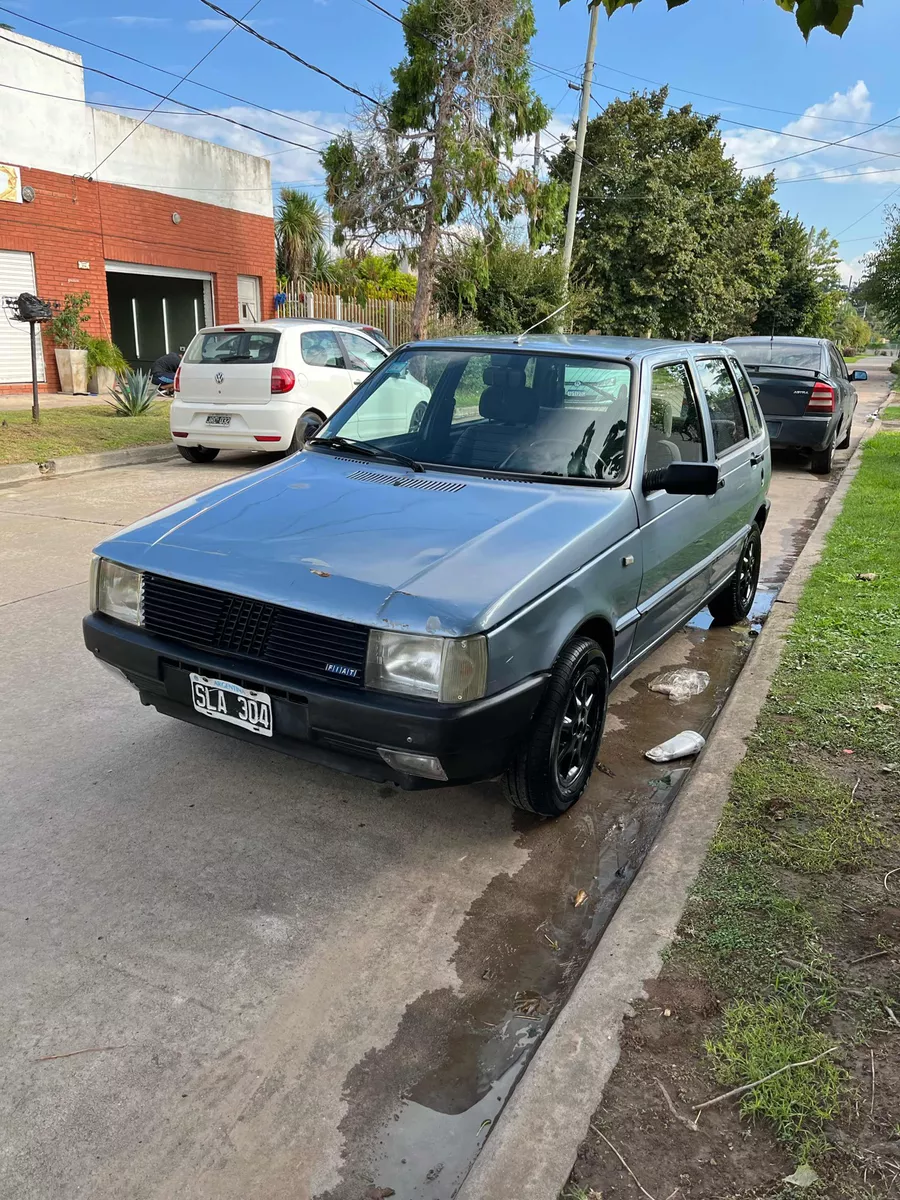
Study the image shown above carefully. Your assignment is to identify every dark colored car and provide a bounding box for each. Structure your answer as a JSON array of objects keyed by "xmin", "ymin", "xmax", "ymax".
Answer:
[{"xmin": 726, "ymin": 336, "xmax": 865, "ymax": 473}]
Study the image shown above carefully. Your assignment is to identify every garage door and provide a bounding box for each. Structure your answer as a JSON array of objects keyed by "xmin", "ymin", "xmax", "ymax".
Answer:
[{"xmin": 0, "ymin": 250, "xmax": 46, "ymax": 384}]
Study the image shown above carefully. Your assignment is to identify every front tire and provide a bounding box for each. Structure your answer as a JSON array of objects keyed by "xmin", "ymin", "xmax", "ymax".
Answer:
[
  {"xmin": 708, "ymin": 523, "xmax": 761, "ymax": 625},
  {"xmin": 503, "ymin": 636, "xmax": 609, "ymax": 817},
  {"xmin": 177, "ymin": 445, "xmax": 220, "ymax": 463},
  {"xmin": 809, "ymin": 440, "xmax": 835, "ymax": 474}
]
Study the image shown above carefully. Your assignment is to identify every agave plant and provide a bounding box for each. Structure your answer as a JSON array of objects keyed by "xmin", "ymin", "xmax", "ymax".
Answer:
[{"xmin": 106, "ymin": 368, "xmax": 156, "ymax": 416}]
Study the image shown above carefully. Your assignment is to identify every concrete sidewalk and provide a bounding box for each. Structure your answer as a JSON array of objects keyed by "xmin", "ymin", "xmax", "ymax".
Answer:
[{"xmin": 0, "ymin": 392, "xmax": 106, "ymax": 411}]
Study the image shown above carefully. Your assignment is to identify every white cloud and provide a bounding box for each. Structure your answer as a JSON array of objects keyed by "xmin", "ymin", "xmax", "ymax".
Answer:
[
  {"xmin": 838, "ymin": 255, "xmax": 867, "ymax": 286},
  {"xmin": 723, "ymin": 82, "xmax": 900, "ymax": 186},
  {"xmin": 109, "ymin": 14, "xmax": 171, "ymax": 24},
  {"xmin": 186, "ymin": 17, "xmax": 232, "ymax": 30}
]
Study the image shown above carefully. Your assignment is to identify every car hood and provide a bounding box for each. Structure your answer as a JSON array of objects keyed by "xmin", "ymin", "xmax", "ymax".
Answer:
[{"xmin": 95, "ymin": 452, "xmax": 637, "ymax": 635}]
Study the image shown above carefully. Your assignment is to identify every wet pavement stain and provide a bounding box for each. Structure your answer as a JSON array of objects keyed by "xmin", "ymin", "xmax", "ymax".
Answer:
[{"xmin": 317, "ymin": 595, "xmax": 777, "ymax": 1200}]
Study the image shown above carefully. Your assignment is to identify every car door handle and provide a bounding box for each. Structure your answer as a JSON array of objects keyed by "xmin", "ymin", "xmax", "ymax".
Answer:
[{"xmin": 750, "ymin": 452, "xmax": 765, "ymax": 467}]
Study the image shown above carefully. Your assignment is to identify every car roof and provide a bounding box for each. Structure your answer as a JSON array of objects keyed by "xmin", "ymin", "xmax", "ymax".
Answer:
[
  {"xmin": 411, "ymin": 333, "xmax": 733, "ymax": 360},
  {"xmin": 726, "ymin": 336, "xmax": 826, "ymax": 346},
  {"xmin": 194, "ymin": 319, "xmax": 383, "ymax": 335}
]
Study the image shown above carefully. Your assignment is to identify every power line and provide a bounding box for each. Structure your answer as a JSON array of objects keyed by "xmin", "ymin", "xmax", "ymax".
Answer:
[
  {"xmin": 200, "ymin": 0, "xmax": 381, "ymax": 106},
  {"xmin": 740, "ymin": 111, "xmax": 900, "ymax": 171},
  {"xmin": 89, "ymin": 0, "xmax": 263, "ymax": 176},
  {"xmin": 835, "ymin": 184, "xmax": 900, "ymax": 238},
  {"xmin": 0, "ymin": 33, "xmax": 324, "ymax": 156},
  {"xmin": 0, "ymin": 4, "xmax": 342, "ymax": 140}
]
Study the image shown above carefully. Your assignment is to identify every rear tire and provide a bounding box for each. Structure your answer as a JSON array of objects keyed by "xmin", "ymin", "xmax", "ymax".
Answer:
[
  {"xmin": 837, "ymin": 421, "xmax": 852, "ymax": 450},
  {"xmin": 287, "ymin": 410, "xmax": 325, "ymax": 453},
  {"xmin": 708, "ymin": 523, "xmax": 761, "ymax": 625},
  {"xmin": 809, "ymin": 440, "xmax": 834, "ymax": 474},
  {"xmin": 502, "ymin": 636, "xmax": 608, "ymax": 817},
  {"xmin": 177, "ymin": 445, "xmax": 220, "ymax": 463}
]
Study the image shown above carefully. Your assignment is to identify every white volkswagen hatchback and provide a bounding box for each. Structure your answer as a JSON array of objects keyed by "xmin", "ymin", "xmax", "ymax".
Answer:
[{"xmin": 170, "ymin": 318, "xmax": 429, "ymax": 462}]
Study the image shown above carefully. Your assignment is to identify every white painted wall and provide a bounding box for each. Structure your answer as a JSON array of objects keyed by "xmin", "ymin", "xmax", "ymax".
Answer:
[{"xmin": 0, "ymin": 31, "xmax": 272, "ymax": 218}]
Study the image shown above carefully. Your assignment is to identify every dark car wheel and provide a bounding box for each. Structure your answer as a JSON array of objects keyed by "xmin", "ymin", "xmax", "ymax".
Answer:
[
  {"xmin": 809, "ymin": 439, "xmax": 835, "ymax": 474},
  {"xmin": 837, "ymin": 420, "xmax": 852, "ymax": 450},
  {"xmin": 708, "ymin": 522, "xmax": 761, "ymax": 626},
  {"xmin": 286, "ymin": 410, "xmax": 325, "ymax": 454},
  {"xmin": 503, "ymin": 636, "xmax": 609, "ymax": 817},
  {"xmin": 177, "ymin": 445, "xmax": 220, "ymax": 463},
  {"xmin": 409, "ymin": 401, "xmax": 428, "ymax": 434}
]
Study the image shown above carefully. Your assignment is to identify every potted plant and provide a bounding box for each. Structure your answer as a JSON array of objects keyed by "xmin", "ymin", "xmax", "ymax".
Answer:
[
  {"xmin": 50, "ymin": 291, "xmax": 91, "ymax": 394},
  {"xmin": 86, "ymin": 336, "xmax": 128, "ymax": 397}
]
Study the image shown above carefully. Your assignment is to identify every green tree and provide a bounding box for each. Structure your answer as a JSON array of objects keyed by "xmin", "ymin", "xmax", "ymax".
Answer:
[
  {"xmin": 434, "ymin": 235, "xmax": 565, "ymax": 332},
  {"xmin": 862, "ymin": 206, "xmax": 900, "ymax": 336},
  {"xmin": 548, "ymin": 89, "xmax": 780, "ymax": 339},
  {"xmin": 275, "ymin": 188, "xmax": 327, "ymax": 285},
  {"xmin": 323, "ymin": 0, "xmax": 563, "ymax": 339},
  {"xmin": 334, "ymin": 252, "xmax": 418, "ymax": 301},
  {"xmin": 753, "ymin": 216, "xmax": 841, "ymax": 337},
  {"xmin": 560, "ymin": 0, "xmax": 861, "ymax": 39}
]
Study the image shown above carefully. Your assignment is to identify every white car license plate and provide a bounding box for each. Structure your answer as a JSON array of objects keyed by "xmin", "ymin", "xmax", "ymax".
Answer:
[
  {"xmin": 189, "ymin": 673, "xmax": 273, "ymax": 736},
  {"xmin": 206, "ymin": 414, "xmax": 232, "ymax": 426}
]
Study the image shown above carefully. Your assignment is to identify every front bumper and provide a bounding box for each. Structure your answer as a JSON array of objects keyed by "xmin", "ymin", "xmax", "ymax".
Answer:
[
  {"xmin": 83, "ymin": 614, "xmax": 548, "ymax": 789},
  {"xmin": 765, "ymin": 414, "xmax": 837, "ymax": 451}
]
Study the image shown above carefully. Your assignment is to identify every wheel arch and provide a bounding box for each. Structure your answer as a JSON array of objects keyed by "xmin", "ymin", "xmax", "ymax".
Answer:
[{"xmin": 570, "ymin": 615, "xmax": 615, "ymax": 674}]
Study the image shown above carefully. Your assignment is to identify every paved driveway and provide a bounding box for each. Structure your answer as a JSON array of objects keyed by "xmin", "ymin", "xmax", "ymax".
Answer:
[{"xmin": 0, "ymin": 358, "xmax": 887, "ymax": 1199}]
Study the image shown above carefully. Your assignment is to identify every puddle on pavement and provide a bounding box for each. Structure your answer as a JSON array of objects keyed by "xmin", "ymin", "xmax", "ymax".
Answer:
[{"xmin": 322, "ymin": 583, "xmax": 782, "ymax": 1200}]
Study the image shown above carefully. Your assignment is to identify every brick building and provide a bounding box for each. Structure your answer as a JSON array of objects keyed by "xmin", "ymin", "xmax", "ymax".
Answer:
[{"xmin": 0, "ymin": 31, "xmax": 276, "ymax": 394}]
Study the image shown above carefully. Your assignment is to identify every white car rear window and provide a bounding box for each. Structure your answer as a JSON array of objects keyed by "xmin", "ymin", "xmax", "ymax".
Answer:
[{"xmin": 186, "ymin": 330, "xmax": 280, "ymax": 364}]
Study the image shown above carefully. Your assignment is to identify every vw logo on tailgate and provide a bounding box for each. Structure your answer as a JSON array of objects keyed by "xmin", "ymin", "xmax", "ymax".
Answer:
[{"xmin": 215, "ymin": 371, "xmax": 224, "ymax": 384}]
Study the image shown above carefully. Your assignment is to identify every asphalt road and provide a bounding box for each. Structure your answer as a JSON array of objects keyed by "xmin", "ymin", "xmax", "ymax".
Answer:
[{"xmin": 0, "ymin": 358, "xmax": 888, "ymax": 1200}]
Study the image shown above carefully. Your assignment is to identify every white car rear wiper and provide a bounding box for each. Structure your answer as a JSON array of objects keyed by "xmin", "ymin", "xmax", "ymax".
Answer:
[{"xmin": 308, "ymin": 436, "xmax": 425, "ymax": 473}]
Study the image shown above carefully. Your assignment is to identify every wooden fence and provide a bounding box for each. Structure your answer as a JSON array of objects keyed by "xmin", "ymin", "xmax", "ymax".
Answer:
[{"xmin": 279, "ymin": 284, "xmax": 415, "ymax": 344}]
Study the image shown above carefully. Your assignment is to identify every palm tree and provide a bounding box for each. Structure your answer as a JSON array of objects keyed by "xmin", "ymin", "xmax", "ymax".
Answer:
[{"xmin": 275, "ymin": 188, "xmax": 327, "ymax": 285}]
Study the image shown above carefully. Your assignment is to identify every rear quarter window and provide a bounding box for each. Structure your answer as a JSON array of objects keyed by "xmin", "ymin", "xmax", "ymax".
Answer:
[{"xmin": 185, "ymin": 330, "xmax": 280, "ymax": 364}]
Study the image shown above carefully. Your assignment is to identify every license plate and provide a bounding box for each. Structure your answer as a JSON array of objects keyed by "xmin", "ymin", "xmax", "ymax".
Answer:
[
  {"xmin": 206, "ymin": 414, "xmax": 232, "ymax": 426},
  {"xmin": 189, "ymin": 673, "xmax": 272, "ymax": 736}
]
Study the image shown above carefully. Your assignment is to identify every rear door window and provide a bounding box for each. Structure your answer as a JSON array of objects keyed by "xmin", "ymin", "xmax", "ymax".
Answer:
[
  {"xmin": 829, "ymin": 344, "xmax": 848, "ymax": 380},
  {"xmin": 301, "ymin": 330, "xmax": 345, "ymax": 369},
  {"xmin": 185, "ymin": 330, "xmax": 279, "ymax": 364},
  {"xmin": 727, "ymin": 358, "xmax": 763, "ymax": 438},
  {"xmin": 696, "ymin": 358, "xmax": 749, "ymax": 456}
]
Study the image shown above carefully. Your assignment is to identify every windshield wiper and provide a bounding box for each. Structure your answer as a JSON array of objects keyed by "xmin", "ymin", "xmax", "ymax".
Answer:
[{"xmin": 308, "ymin": 435, "xmax": 425, "ymax": 473}]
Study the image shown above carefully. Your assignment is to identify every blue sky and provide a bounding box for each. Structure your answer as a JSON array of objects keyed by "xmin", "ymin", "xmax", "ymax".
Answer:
[{"xmin": 5, "ymin": 0, "xmax": 899, "ymax": 280}]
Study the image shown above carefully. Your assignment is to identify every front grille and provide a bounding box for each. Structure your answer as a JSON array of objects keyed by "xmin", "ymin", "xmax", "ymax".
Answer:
[{"xmin": 143, "ymin": 573, "xmax": 369, "ymax": 685}]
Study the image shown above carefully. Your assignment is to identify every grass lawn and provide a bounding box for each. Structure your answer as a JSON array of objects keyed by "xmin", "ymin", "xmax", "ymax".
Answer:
[
  {"xmin": 883, "ymin": 405, "xmax": 900, "ymax": 420},
  {"xmin": 0, "ymin": 403, "xmax": 171, "ymax": 465},
  {"xmin": 566, "ymin": 433, "xmax": 900, "ymax": 1199}
]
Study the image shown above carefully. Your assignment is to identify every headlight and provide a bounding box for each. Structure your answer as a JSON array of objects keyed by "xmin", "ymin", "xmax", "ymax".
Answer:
[
  {"xmin": 366, "ymin": 630, "xmax": 487, "ymax": 703},
  {"xmin": 93, "ymin": 558, "xmax": 143, "ymax": 626}
]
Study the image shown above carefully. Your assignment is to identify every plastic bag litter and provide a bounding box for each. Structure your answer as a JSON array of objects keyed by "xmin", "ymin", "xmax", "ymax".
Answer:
[
  {"xmin": 645, "ymin": 731, "xmax": 706, "ymax": 762},
  {"xmin": 649, "ymin": 668, "xmax": 710, "ymax": 704}
]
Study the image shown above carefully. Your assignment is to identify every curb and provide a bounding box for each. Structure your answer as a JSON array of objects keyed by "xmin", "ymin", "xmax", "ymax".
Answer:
[
  {"xmin": 457, "ymin": 421, "xmax": 882, "ymax": 1200},
  {"xmin": 0, "ymin": 443, "xmax": 176, "ymax": 487}
]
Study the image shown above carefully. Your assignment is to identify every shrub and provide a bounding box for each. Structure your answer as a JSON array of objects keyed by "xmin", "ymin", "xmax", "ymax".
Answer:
[
  {"xmin": 50, "ymin": 292, "xmax": 91, "ymax": 349},
  {"xmin": 105, "ymin": 368, "xmax": 156, "ymax": 416},
  {"xmin": 85, "ymin": 337, "xmax": 128, "ymax": 376}
]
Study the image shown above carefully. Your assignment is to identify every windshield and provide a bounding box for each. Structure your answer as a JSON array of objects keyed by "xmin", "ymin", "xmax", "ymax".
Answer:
[
  {"xmin": 318, "ymin": 348, "xmax": 633, "ymax": 484},
  {"xmin": 729, "ymin": 341, "xmax": 822, "ymax": 371},
  {"xmin": 185, "ymin": 330, "xmax": 280, "ymax": 365}
]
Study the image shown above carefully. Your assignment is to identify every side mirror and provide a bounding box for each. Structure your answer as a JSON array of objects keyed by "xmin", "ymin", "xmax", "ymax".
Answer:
[
  {"xmin": 850, "ymin": 370, "xmax": 868, "ymax": 382},
  {"xmin": 644, "ymin": 461, "xmax": 720, "ymax": 496}
]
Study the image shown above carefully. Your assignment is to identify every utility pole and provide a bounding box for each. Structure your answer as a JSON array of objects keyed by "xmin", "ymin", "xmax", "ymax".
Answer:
[
  {"xmin": 561, "ymin": 1, "xmax": 599, "ymax": 295},
  {"xmin": 533, "ymin": 128, "xmax": 541, "ymax": 178}
]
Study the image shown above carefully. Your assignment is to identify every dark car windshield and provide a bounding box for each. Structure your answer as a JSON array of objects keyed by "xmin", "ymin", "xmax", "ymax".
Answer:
[
  {"xmin": 729, "ymin": 341, "xmax": 822, "ymax": 371},
  {"xmin": 185, "ymin": 330, "xmax": 280, "ymax": 364},
  {"xmin": 318, "ymin": 348, "xmax": 633, "ymax": 484}
]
